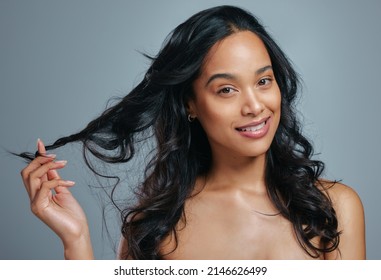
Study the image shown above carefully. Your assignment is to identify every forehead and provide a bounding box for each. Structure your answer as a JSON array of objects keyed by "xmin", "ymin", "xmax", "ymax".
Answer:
[{"xmin": 199, "ymin": 31, "xmax": 271, "ymax": 76}]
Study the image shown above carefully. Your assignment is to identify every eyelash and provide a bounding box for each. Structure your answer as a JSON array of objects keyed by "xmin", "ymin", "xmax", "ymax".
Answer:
[
  {"xmin": 258, "ymin": 77, "xmax": 273, "ymax": 87},
  {"xmin": 217, "ymin": 87, "xmax": 236, "ymax": 95},
  {"xmin": 216, "ymin": 77, "xmax": 273, "ymax": 95}
]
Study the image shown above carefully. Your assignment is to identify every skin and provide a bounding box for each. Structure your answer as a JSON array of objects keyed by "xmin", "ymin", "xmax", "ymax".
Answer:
[
  {"xmin": 160, "ymin": 31, "xmax": 366, "ymax": 259},
  {"xmin": 21, "ymin": 139, "xmax": 93, "ymax": 259},
  {"xmin": 21, "ymin": 31, "xmax": 365, "ymax": 260}
]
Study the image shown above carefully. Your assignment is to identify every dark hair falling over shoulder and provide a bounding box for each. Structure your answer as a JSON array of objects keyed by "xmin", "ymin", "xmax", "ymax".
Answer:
[{"xmin": 18, "ymin": 5, "xmax": 340, "ymax": 259}]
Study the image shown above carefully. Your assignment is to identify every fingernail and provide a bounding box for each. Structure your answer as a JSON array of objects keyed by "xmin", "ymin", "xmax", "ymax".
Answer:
[
  {"xmin": 55, "ymin": 160, "xmax": 67, "ymax": 165},
  {"xmin": 64, "ymin": 180, "xmax": 75, "ymax": 185},
  {"xmin": 44, "ymin": 154, "xmax": 56, "ymax": 158},
  {"xmin": 37, "ymin": 138, "xmax": 41, "ymax": 146}
]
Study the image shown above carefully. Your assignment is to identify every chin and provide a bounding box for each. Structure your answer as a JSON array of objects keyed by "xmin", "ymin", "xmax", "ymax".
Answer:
[
  {"xmin": 238, "ymin": 139, "xmax": 273, "ymax": 155},
  {"xmin": 233, "ymin": 144, "xmax": 271, "ymax": 159}
]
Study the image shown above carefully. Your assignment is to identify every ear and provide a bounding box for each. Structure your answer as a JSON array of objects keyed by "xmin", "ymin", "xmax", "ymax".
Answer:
[{"xmin": 186, "ymin": 98, "xmax": 197, "ymax": 118}]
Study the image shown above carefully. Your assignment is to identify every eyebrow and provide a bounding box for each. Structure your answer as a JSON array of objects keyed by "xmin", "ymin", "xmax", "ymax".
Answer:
[{"xmin": 205, "ymin": 65, "xmax": 273, "ymax": 87}]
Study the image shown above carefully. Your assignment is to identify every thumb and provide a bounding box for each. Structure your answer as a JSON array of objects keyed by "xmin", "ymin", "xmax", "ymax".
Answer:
[
  {"xmin": 48, "ymin": 169, "xmax": 61, "ymax": 180},
  {"xmin": 48, "ymin": 166, "xmax": 72, "ymax": 195}
]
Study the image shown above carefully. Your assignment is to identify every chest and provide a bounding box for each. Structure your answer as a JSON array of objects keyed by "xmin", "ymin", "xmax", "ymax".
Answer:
[{"xmin": 160, "ymin": 194, "xmax": 320, "ymax": 259}]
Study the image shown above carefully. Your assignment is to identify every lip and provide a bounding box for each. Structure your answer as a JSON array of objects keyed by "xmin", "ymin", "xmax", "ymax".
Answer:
[{"xmin": 235, "ymin": 116, "xmax": 271, "ymax": 139}]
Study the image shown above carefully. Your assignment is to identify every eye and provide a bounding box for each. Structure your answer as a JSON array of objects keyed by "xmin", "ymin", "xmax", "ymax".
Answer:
[
  {"xmin": 258, "ymin": 77, "xmax": 272, "ymax": 87},
  {"xmin": 217, "ymin": 87, "xmax": 236, "ymax": 95}
]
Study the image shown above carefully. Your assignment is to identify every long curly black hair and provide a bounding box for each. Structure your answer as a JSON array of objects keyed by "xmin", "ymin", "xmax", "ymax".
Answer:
[{"xmin": 18, "ymin": 5, "xmax": 340, "ymax": 259}]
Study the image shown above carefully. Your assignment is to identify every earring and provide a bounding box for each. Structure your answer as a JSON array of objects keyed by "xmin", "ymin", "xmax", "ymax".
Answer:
[{"xmin": 188, "ymin": 114, "xmax": 196, "ymax": 122}]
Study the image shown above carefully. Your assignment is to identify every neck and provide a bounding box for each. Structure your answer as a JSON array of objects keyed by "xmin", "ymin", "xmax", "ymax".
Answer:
[{"xmin": 205, "ymin": 151, "xmax": 268, "ymax": 194}]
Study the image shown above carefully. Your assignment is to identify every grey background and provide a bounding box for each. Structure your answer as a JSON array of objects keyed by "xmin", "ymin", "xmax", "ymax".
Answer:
[{"xmin": 1, "ymin": 0, "xmax": 380, "ymax": 259}]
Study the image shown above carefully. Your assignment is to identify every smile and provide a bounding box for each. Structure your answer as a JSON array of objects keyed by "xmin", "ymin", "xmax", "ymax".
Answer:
[
  {"xmin": 236, "ymin": 121, "xmax": 266, "ymax": 132},
  {"xmin": 235, "ymin": 117, "xmax": 271, "ymax": 139}
]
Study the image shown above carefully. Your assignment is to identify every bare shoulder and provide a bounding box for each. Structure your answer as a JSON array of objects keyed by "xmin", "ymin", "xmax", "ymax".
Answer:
[
  {"xmin": 117, "ymin": 236, "xmax": 128, "ymax": 259},
  {"xmin": 117, "ymin": 211, "xmax": 144, "ymax": 260},
  {"xmin": 319, "ymin": 179, "xmax": 363, "ymax": 211},
  {"xmin": 318, "ymin": 179, "xmax": 366, "ymax": 259}
]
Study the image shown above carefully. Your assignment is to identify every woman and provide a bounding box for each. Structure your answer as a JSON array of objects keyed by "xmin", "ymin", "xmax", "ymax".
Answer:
[{"xmin": 19, "ymin": 5, "xmax": 365, "ymax": 259}]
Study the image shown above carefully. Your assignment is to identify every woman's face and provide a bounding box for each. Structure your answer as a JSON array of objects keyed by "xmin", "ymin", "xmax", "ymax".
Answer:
[{"xmin": 189, "ymin": 31, "xmax": 281, "ymax": 159}]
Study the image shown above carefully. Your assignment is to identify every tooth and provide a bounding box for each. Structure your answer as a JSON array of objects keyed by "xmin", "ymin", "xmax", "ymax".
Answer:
[{"xmin": 240, "ymin": 121, "xmax": 265, "ymax": 132}]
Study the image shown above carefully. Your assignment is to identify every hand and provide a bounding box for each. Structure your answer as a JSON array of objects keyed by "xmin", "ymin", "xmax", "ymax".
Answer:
[{"xmin": 21, "ymin": 139, "xmax": 93, "ymax": 259}]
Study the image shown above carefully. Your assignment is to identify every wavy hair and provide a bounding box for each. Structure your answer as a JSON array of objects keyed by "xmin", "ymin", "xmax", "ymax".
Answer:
[{"xmin": 19, "ymin": 5, "xmax": 340, "ymax": 259}]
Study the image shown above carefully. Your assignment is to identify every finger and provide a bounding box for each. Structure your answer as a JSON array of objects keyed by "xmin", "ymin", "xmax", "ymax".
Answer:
[
  {"xmin": 48, "ymin": 169, "xmax": 61, "ymax": 180},
  {"xmin": 21, "ymin": 155, "xmax": 56, "ymax": 182},
  {"xmin": 37, "ymin": 139, "xmax": 50, "ymax": 182},
  {"xmin": 27, "ymin": 161, "xmax": 68, "ymax": 199},
  {"xmin": 48, "ymin": 169, "xmax": 72, "ymax": 194},
  {"xmin": 40, "ymin": 179, "xmax": 75, "ymax": 195},
  {"xmin": 29, "ymin": 160, "xmax": 67, "ymax": 181},
  {"xmin": 21, "ymin": 139, "xmax": 53, "ymax": 180},
  {"xmin": 31, "ymin": 179, "xmax": 75, "ymax": 215},
  {"xmin": 54, "ymin": 185, "xmax": 72, "ymax": 194},
  {"xmin": 37, "ymin": 138, "xmax": 47, "ymax": 155}
]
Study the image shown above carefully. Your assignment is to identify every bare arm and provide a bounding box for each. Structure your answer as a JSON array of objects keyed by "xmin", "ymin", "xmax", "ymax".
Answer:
[
  {"xmin": 325, "ymin": 182, "xmax": 366, "ymax": 259},
  {"xmin": 21, "ymin": 139, "xmax": 94, "ymax": 259}
]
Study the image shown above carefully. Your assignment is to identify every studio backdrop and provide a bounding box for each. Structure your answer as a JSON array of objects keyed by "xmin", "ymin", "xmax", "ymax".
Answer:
[{"xmin": 1, "ymin": 0, "xmax": 380, "ymax": 259}]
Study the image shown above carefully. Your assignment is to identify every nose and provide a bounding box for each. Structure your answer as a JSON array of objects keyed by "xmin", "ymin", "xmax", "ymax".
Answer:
[{"xmin": 241, "ymin": 89, "xmax": 264, "ymax": 116}]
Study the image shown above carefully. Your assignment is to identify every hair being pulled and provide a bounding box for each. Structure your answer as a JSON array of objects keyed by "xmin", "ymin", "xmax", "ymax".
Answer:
[{"xmin": 18, "ymin": 5, "xmax": 340, "ymax": 259}]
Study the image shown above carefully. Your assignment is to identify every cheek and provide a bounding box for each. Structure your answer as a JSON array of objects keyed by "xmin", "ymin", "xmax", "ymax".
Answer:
[
  {"xmin": 264, "ymin": 88, "xmax": 282, "ymax": 129},
  {"xmin": 194, "ymin": 101, "xmax": 236, "ymax": 139},
  {"xmin": 269, "ymin": 87, "xmax": 282, "ymax": 114},
  {"xmin": 273, "ymin": 92, "xmax": 282, "ymax": 128},
  {"xmin": 198, "ymin": 105, "xmax": 226, "ymax": 127},
  {"xmin": 275, "ymin": 94, "xmax": 282, "ymax": 115}
]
